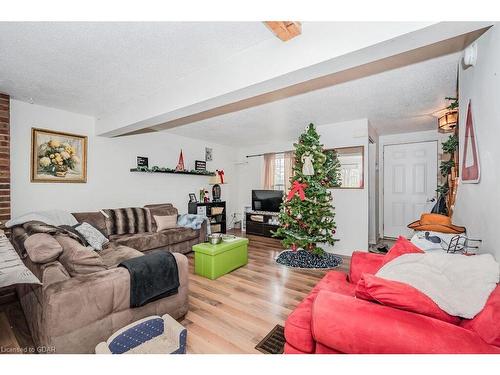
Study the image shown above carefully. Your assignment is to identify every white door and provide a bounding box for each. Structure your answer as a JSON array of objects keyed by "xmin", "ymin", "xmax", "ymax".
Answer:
[{"xmin": 383, "ymin": 141, "xmax": 437, "ymax": 238}]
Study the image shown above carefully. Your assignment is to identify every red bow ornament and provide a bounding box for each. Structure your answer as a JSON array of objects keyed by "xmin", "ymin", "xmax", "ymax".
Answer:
[
  {"xmin": 287, "ymin": 181, "xmax": 308, "ymax": 201},
  {"xmin": 217, "ymin": 169, "xmax": 225, "ymax": 184}
]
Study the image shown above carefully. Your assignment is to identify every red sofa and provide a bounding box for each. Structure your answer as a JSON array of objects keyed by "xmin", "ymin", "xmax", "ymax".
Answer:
[{"xmin": 284, "ymin": 251, "xmax": 500, "ymax": 354}]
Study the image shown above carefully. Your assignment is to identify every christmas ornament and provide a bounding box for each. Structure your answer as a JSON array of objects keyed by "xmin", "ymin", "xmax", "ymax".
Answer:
[
  {"xmin": 286, "ymin": 181, "xmax": 308, "ymax": 201},
  {"xmin": 301, "ymin": 152, "xmax": 315, "ymax": 175}
]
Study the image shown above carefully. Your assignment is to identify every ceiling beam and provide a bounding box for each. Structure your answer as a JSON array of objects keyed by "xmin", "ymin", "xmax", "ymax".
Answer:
[
  {"xmin": 97, "ymin": 22, "xmax": 492, "ymax": 137},
  {"xmin": 116, "ymin": 27, "xmax": 489, "ymax": 137},
  {"xmin": 264, "ymin": 21, "xmax": 302, "ymax": 41}
]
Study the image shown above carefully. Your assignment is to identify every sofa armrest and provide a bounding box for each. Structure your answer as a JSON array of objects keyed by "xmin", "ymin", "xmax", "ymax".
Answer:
[
  {"xmin": 43, "ymin": 267, "xmax": 131, "ymax": 337},
  {"xmin": 198, "ymin": 220, "xmax": 207, "ymax": 243},
  {"xmin": 42, "ymin": 253, "xmax": 189, "ymax": 338},
  {"xmin": 348, "ymin": 251, "xmax": 385, "ymax": 284},
  {"xmin": 312, "ymin": 291, "xmax": 500, "ymax": 354}
]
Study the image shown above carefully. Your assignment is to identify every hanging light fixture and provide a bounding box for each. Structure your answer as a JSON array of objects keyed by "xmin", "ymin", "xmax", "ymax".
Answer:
[
  {"xmin": 438, "ymin": 97, "xmax": 459, "ymax": 133},
  {"xmin": 438, "ymin": 111, "xmax": 458, "ymax": 133}
]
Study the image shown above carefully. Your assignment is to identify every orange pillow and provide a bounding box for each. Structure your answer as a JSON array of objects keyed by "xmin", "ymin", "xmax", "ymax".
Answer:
[
  {"xmin": 381, "ymin": 236, "xmax": 424, "ymax": 267},
  {"xmin": 358, "ymin": 274, "xmax": 461, "ymax": 325}
]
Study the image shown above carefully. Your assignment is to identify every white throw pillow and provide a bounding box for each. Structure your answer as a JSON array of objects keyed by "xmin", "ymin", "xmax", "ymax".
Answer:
[
  {"xmin": 154, "ymin": 215, "xmax": 178, "ymax": 232},
  {"xmin": 74, "ymin": 222, "xmax": 109, "ymax": 251}
]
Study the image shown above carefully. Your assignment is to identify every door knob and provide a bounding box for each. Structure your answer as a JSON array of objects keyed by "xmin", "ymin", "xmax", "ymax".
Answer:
[{"xmin": 426, "ymin": 197, "xmax": 436, "ymax": 203}]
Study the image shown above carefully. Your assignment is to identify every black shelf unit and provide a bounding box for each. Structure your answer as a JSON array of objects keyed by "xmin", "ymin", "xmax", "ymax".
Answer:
[
  {"xmin": 245, "ymin": 211, "xmax": 280, "ymax": 238},
  {"xmin": 188, "ymin": 201, "xmax": 226, "ymax": 234}
]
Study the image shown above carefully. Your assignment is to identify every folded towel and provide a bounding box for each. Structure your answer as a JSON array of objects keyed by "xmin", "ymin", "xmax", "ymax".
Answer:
[{"xmin": 119, "ymin": 251, "xmax": 179, "ymax": 308}]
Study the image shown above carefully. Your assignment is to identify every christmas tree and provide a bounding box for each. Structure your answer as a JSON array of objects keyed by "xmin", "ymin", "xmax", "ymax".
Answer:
[{"xmin": 273, "ymin": 124, "xmax": 340, "ymax": 255}]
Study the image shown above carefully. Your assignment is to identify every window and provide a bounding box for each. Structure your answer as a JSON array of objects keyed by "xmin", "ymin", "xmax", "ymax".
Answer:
[
  {"xmin": 333, "ymin": 146, "xmax": 364, "ymax": 189},
  {"xmin": 273, "ymin": 153, "xmax": 285, "ymax": 190},
  {"xmin": 263, "ymin": 152, "xmax": 294, "ymax": 192}
]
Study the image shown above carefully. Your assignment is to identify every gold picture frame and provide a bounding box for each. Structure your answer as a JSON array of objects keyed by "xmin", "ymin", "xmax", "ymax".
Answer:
[{"xmin": 31, "ymin": 128, "xmax": 87, "ymax": 183}]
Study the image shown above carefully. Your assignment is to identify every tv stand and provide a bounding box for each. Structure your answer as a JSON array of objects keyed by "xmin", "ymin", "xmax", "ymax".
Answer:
[{"xmin": 245, "ymin": 211, "xmax": 281, "ymax": 238}]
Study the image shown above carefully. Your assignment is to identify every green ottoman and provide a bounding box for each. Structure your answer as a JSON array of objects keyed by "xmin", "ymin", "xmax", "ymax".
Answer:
[{"xmin": 193, "ymin": 238, "xmax": 249, "ymax": 280}]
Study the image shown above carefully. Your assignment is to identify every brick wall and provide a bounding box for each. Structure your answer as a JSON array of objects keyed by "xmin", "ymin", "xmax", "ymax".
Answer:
[{"xmin": 0, "ymin": 93, "xmax": 10, "ymax": 232}]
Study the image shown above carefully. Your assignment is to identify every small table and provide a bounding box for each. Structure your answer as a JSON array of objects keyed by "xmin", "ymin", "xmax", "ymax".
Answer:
[{"xmin": 192, "ymin": 237, "xmax": 249, "ymax": 280}]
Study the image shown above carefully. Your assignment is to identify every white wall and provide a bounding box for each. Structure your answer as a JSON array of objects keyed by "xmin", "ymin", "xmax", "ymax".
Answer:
[
  {"xmin": 454, "ymin": 24, "xmax": 500, "ymax": 260},
  {"xmin": 367, "ymin": 122, "xmax": 379, "ymax": 244},
  {"xmin": 10, "ymin": 100, "xmax": 238, "ymax": 221},
  {"xmin": 235, "ymin": 119, "xmax": 370, "ymax": 256}
]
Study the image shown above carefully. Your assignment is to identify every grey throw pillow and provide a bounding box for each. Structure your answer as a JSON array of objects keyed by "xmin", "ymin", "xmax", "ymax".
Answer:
[{"xmin": 74, "ymin": 222, "xmax": 109, "ymax": 251}]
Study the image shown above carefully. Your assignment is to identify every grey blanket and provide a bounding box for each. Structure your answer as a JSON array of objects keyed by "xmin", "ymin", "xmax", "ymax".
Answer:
[
  {"xmin": 119, "ymin": 250, "xmax": 179, "ymax": 308},
  {"xmin": 177, "ymin": 214, "xmax": 211, "ymax": 235}
]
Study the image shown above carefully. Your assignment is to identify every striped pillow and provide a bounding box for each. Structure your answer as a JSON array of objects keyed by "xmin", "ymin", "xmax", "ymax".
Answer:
[{"xmin": 103, "ymin": 208, "xmax": 153, "ymax": 235}]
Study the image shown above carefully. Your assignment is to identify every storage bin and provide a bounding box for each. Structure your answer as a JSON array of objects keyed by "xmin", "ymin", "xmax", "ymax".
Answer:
[{"xmin": 192, "ymin": 238, "xmax": 249, "ymax": 280}]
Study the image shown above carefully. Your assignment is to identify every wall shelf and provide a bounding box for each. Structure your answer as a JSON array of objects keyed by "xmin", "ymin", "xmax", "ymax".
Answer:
[{"xmin": 130, "ymin": 168, "xmax": 215, "ymax": 176}]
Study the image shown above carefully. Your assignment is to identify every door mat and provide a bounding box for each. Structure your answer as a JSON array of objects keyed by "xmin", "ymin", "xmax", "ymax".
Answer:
[{"xmin": 255, "ymin": 324, "xmax": 285, "ymax": 354}]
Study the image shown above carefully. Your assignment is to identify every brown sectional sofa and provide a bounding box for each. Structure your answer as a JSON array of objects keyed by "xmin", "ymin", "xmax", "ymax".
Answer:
[
  {"xmin": 73, "ymin": 203, "xmax": 206, "ymax": 255},
  {"xmin": 12, "ymin": 203, "xmax": 206, "ymax": 353}
]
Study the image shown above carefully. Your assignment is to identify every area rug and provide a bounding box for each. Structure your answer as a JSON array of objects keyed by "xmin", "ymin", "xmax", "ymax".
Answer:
[
  {"xmin": 255, "ymin": 324, "xmax": 285, "ymax": 354},
  {"xmin": 276, "ymin": 249, "xmax": 342, "ymax": 269}
]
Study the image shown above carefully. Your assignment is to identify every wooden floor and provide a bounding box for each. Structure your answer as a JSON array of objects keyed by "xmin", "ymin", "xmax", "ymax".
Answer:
[
  {"xmin": 0, "ymin": 232, "xmax": 350, "ymax": 354},
  {"xmin": 0, "ymin": 294, "xmax": 34, "ymax": 354},
  {"xmin": 179, "ymin": 232, "xmax": 349, "ymax": 353}
]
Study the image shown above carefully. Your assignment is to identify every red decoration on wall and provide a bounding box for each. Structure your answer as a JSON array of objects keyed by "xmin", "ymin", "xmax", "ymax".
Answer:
[
  {"xmin": 217, "ymin": 169, "xmax": 225, "ymax": 184},
  {"xmin": 462, "ymin": 100, "xmax": 480, "ymax": 183}
]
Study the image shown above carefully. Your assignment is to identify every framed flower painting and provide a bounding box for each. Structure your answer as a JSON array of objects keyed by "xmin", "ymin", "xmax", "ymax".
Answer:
[{"xmin": 31, "ymin": 128, "xmax": 87, "ymax": 183}]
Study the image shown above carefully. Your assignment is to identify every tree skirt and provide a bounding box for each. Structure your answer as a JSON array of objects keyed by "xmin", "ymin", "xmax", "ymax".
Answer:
[{"xmin": 276, "ymin": 249, "xmax": 342, "ymax": 269}]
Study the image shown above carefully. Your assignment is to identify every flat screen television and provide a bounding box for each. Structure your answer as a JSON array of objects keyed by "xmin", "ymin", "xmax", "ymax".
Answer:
[{"xmin": 252, "ymin": 190, "xmax": 284, "ymax": 212}]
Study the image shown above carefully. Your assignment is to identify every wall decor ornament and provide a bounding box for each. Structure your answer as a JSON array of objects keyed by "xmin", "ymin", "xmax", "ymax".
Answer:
[
  {"xmin": 195, "ymin": 160, "xmax": 207, "ymax": 171},
  {"xmin": 31, "ymin": 128, "xmax": 87, "ymax": 183},
  {"xmin": 461, "ymin": 100, "xmax": 480, "ymax": 184},
  {"xmin": 205, "ymin": 147, "xmax": 213, "ymax": 161},
  {"xmin": 136, "ymin": 156, "xmax": 149, "ymax": 168},
  {"xmin": 175, "ymin": 150, "xmax": 185, "ymax": 171}
]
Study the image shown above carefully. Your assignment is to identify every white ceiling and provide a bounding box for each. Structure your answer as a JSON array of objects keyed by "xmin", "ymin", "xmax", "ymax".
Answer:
[
  {"xmin": 0, "ymin": 22, "xmax": 273, "ymax": 115},
  {"xmin": 167, "ymin": 52, "xmax": 460, "ymax": 144},
  {"xmin": 0, "ymin": 22, "xmax": 467, "ymax": 144}
]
